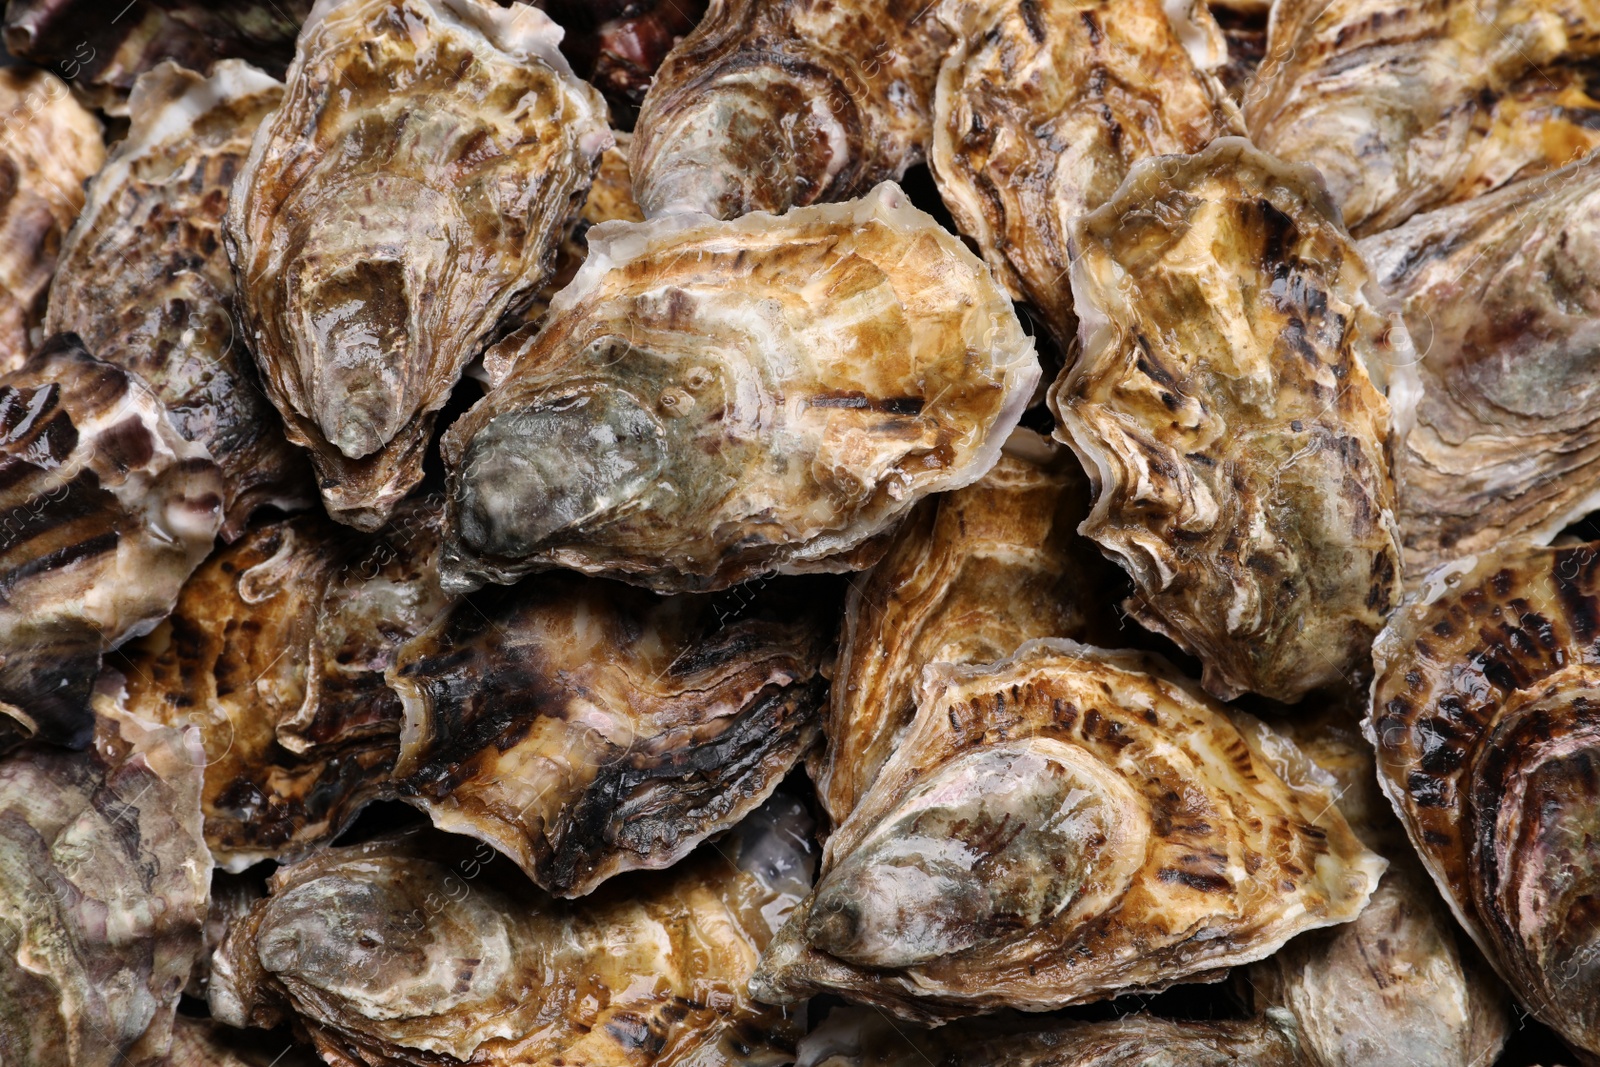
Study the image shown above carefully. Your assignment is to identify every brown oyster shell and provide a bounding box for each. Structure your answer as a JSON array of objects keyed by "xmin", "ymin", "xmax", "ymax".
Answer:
[
  {"xmin": 0, "ymin": 713, "xmax": 210, "ymax": 1067},
  {"xmin": 929, "ymin": 0, "xmax": 1242, "ymax": 351},
  {"xmin": 226, "ymin": 0, "xmax": 612, "ymax": 530},
  {"xmin": 1368, "ymin": 539, "xmax": 1600, "ymax": 1062},
  {"xmin": 441, "ymin": 182, "xmax": 1039, "ymax": 593},
  {"xmin": 46, "ymin": 61, "xmax": 313, "ymax": 541},
  {"xmin": 387, "ymin": 570, "xmax": 833, "ymax": 897},
  {"xmin": 754, "ymin": 639, "xmax": 1384, "ymax": 1023},
  {"xmin": 0, "ymin": 336, "xmax": 223, "ymax": 752},
  {"xmin": 0, "ymin": 69, "xmax": 103, "ymax": 371},
  {"xmin": 1211, "ymin": 1, "xmax": 1268, "ymax": 105},
  {"xmin": 813, "ymin": 429, "xmax": 1120, "ymax": 825},
  {"xmin": 1049, "ymin": 137, "xmax": 1418, "ymax": 703},
  {"xmin": 209, "ymin": 794, "xmax": 816, "ymax": 1066},
  {"xmin": 1356, "ymin": 159, "xmax": 1600, "ymax": 579},
  {"xmin": 1245, "ymin": 0, "xmax": 1600, "ymax": 235},
  {"xmin": 630, "ymin": 0, "xmax": 954, "ymax": 218}
]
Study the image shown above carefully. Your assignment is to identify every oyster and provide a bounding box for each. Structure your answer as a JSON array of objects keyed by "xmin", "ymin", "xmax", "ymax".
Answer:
[
  {"xmin": 930, "ymin": 0, "xmax": 1242, "ymax": 349},
  {"xmin": 754, "ymin": 639, "xmax": 1385, "ymax": 1023},
  {"xmin": 0, "ymin": 713, "xmax": 209, "ymax": 1067},
  {"xmin": 210, "ymin": 793, "xmax": 816, "ymax": 1065},
  {"xmin": 0, "ymin": 336, "xmax": 223, "ymax": 752},
  {"xmin": 1050, "ymin": 138, "xmax": 1417, "ymax": 702},
  {"xmin": 630, "ymin": 0, "xmax": 954, "ymax": 218},
  {"xmin": 814, "ymin": 429, "xmax": 1119, "ymax": 824},
  {"xmin": 388, "ymin": 570, "xmax": 832, "ymax": 896},
  {"xmin": 0, "ymin": 69, "xmax": 103, "ymax": 371},
  {"xmin": 441, "ymin": 182, "xmax": 1038, "ymax": 593},
  {"xmin": 1245, "ymin": 0, "xmax": 1600, "ymax": 235},
  {"xmin": 1356, "ymin": 159, "xmax": 1600, "ymax": 578},
  {"xmin": 1368, "ymin": 538, "xmax": 1600, "ymax": 1062},
  {"xmin": 46, "ymin": 61, "xmax": 313, "ymax": 541},
  {"xmin": 226, "ymin": 0, "xmax": 611, "ymax": 530}
]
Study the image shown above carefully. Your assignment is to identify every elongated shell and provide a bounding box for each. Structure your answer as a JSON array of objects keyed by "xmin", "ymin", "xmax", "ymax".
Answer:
[
  {"xmin": 1368, "ymin": 539, "xmax": 1600, "ymax": 1062},
  {"xmin": 755, "ymin": 639, "xmax": 1384, "ymax": 1023},
  {"xmin": 1050, "ymin": 138, "xmax": 1417, "ymax": 702},
  {"xmin": 47, "ymin": 61, "xmax": 312, "ymax": 541},
  {"xmin": 388, "ymin": 571, "xmax": 832, "ymax": 896},
  {"xmin": 631, "ymin": 0, "xmax": 954, "ymax": 218},
  {"xmin": 226, "ymin": 0, "xmax": 612, "ymax": 530},
  {"xmin": 441, "ymin": 182, "xmax": 1038, "ymax": 593},
  {"xmin": 210, "ymin": 795, "xmax": 816, "ymax": 1066},
  {"xmin": 1357, "ymin": 159, "xmax": 1600, "ymax": 579}
]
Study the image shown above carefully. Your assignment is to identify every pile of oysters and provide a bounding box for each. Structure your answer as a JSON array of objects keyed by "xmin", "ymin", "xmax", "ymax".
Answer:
[{"xmin": 0, "ymin": 0, "xmax": 1596, "ymax": 1064}]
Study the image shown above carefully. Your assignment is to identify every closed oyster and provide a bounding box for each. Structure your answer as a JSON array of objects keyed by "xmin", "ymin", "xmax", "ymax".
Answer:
[
  {"xmin": 0, "ymin": 69, "xmax": 103, "ymax": 371},
  {"xmin": 441, "ymin": 183, "xmax": 1038, "ymax": 593},
  {"xmin": 814, "ymin": 429, "xmax": 1118, "ymax": 824},
  {"xmin": 0, "ymin": 336, "xmax": 223, "ymax": 752},
  {"xmin": 0, "ymin": 713, "xmax": 209, "ymax": 1067},
  {"xmin": 210, "ymin": 794, "xmax": 816, "ymax": 1066},
  {"xmin": 388, "ymin": 570, "xmax": 831, "ymax": 896},
  {"xmin": 47, "ymin": 61, "xmax": 313, "ymax": 541},
  {"xmin": 930, "ymin": 0, "xmax": 1242, "ymax": 349},
  {"xmin": 631, "ymin": 0, "xmax": 954, "ymax": 218},
  {"xmin": 1357, "ymin": 159, "xmax": 1600, "ymax": 578},
  {"xmin": 226, "ymin": 0, "xmax": 612, "ymax": 530},
  {"xmin": 754, "ymin": 639, "xmax": 1385, "ymax": 1023},
  {"xmin": 1050, "ymin": 138, "xmax": 1417, "ymax": 702},
  {"xmin": 1245, "ymin": 0, "xmax": 1600, "ymax": 235},
  {"xmin": 1368, "ymin": 539, "xmax": 1600, "ymax": 1062}
]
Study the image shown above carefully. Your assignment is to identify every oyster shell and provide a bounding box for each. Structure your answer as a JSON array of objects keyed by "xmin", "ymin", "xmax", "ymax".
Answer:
[
  {"xmin": 226, "ymin": 0, "xmax": 612, "ymax": 530},
  {"xmin": 814, "ymin": 429, "xmax": 1119, "ymax": 825},
  {"xmin": 1211, "ymin": 1, "xmax": 1269, "ymax": 105},
  {"xmin": 1368, "ymin": 539, "xmax": 1600, "ymax": 1062},
  {"xmin": 0, "ymin": 69, "xmax": 103, "ymax": 371},
  {"xmin": 929, "ymin": 0, "xmax": 1242, "ymax": 350},
  {"xmin": 388, "ymin": 570, "xmax": 832, "ymax": 896},
  {"xmin": 1356, "ymin": 159, "xmax": 1600, "ymax": 578},
  {"xmin": 754, "ymin": 639, "xmax": 1385, "ymax": 1023},
  {"xmin": 1050, "ymin": 138, "xmax": 1418, "ymax": 702},
  {"xmin": 46, "ymin": 61, "xmax": 313, "ymax": 541},
  {"xmin": 441, "ymin": 182, "xmax": 1039, "ymax": 593},
  {"xmin": 209, "ymin": 793, "xmax": 816, "ymax": 1065},
  {"xmin": 0, "ymin": 336, "xmax": 223, "ymax": 752},
  {"xmin": 1245, "ymin": 0, "xmax": 1600, "ymax": 235},
  {"xmin": 0, "ymin": 713, "xmax": 209, "ymax": 1067},
  {"xmin": 630, "ymin": 0, "xmax": 955, "ymax": 218}
]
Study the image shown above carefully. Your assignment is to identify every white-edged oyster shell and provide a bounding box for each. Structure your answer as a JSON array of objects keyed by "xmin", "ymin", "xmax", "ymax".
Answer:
[
  {"xmin": 754, "ymin": 639, "xmax": 1384, "ymax": 1023},
  {"xmin": 1050, "ymin": 138, "xmax": 1418, "ymax": 702},
  {"xmin": 226, "ymin": 0, "xmax": 612, "ymax": 530},
  {"xmin": 440, "ymin": 182, "xmax": 1039, "ymax": 593}
]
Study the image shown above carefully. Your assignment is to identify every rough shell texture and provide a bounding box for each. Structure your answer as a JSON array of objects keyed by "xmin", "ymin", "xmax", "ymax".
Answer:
[
  {"xmin": 930, "ymin": 0, "xmax": 1242, "ymax": 350},
  {"xmin": 1358, "ymin": 158, "xmax": 1600, "ymax": 579},
  {"xmin": 0, "ymin": 336, "xmax": 223, "ymax": 753},
  {"xmin": 441, "ymin": 182, "xmax": 1039, "ymax": 593},
  {"xmin": 226, "ymin": 0, "xmax": 612, "ymax": 530},
  {"xmin": 1050, "ymin": 137, "xmax": 1417, "ymax": 703},
  {"xmin": 631, "ymin": 0, "xmax": 954, "ymax": 218},
  {"xmin": 388, "ymin": 570, "xmax": 833, "ymax": 897},
  {"xmin": 46, "ymin": 61, "xmax": 313, "ymax": 541},
  {"xmin": 209, "ymin": 795, "xmax": 816, "ymax": 1066},
  {"xmin": 813, "ymin": 429, "xmax": 1120, "ymax": 825},
  {"xmin": 754, "ymin": 639, "xmax": 1385, "ymax": 1023},
  {"xmin": 1368, "ymin": 539, "xmax": 1600, "ymax": 1062},
  {"xmin": 0, "ymin": 69, "xmax": 103, "ymax": 371},
  {"xmin": 1245, "ymin": 0, "xmax": 1600, "ymax": 235},
  {"xmin": 0, "ymin": 713, "xmax": 209, "ymax": 1067}
]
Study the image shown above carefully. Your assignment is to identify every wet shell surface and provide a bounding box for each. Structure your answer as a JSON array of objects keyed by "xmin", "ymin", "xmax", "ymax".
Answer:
[
  {"xmin": 1051, "ymin": 137, "xmax": 1417, "ymax": 703},
  {"xmin": 440, "ymin": 182, "xmax": 1039, "ymax": 593},
  {"xmin": 46, "ymin": 61, "xmax": 312, "ymax": 541},
  {"xmin": 754, "ymin": 639, "xmax": 1385, "ymax": 1023},
  {"xmin": 226, "ymin": 0, "xmax": 611, "ymax": 530}
]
